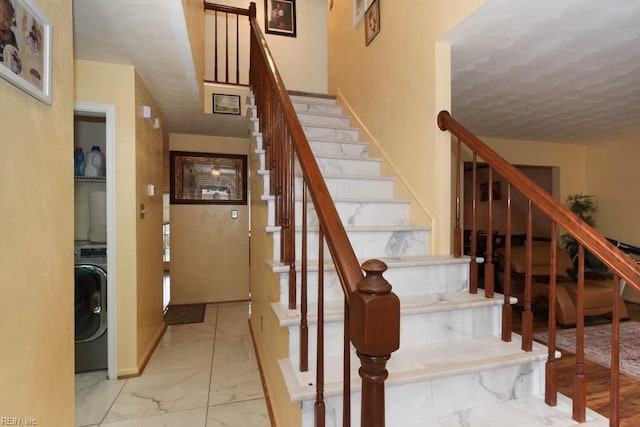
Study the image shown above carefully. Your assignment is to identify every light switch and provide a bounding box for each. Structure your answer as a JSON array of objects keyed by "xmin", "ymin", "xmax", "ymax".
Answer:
[
  {"xmin": 231, "ymin": 210, "xmax": 238, "ymax": 219},
  {"xmin": 147, "ymin": 184, "xmax": 155, "ymax": 196}
]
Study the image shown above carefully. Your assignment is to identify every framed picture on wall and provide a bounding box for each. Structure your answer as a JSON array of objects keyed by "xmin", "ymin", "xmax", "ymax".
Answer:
[
  {"xmin": 212, "ymin": 93, "xmax": 241, "ymax": 115},
  {"xmin": 364, "ymin": 0, "xmax": 380, "ymax": 46},
  {"xmin": 170, "ymin": 151, "xmax": 247, "ymax": 205},
  {"xmin": 0, "ymin": 0, "xmax": 51, "ymax": 104},
  {"xmin": 265, "ymin": 0, "xmax": 296, "ymax": 37}
]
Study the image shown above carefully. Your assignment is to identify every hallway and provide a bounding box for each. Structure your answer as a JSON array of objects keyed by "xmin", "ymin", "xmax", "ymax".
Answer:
[{"xmin": 75, "ymin": 302, "xmax": 270, "ymax": 426}]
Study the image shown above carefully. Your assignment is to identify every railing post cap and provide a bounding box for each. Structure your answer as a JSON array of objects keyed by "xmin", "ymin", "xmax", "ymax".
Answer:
[{"xmin": 437, "ymin": 110, "xmax": 451, "ymax": 131}]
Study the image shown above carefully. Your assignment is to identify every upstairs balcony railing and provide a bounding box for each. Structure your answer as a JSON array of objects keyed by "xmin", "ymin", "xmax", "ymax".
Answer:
[{"xmin": 438, "ymin": 110, "xmax": 640, "ymax": 427}]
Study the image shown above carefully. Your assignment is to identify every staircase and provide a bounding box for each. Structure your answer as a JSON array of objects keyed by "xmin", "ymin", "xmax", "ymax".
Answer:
[{"xmin": 248, "ymin": 93, "xmax": 609, "ymax": 426}]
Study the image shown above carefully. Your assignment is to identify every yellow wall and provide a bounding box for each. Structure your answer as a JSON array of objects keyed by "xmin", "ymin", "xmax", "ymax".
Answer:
[
  {"xmin": 479, "ymin": 136, "xmax": 588, "ymax": 208},
  {"xmin": 587, "ymin": 136, "xmax": 640, "ymax": 247},
  {"xmin": 75, "ymin": 60, "xmax": 164, "ymax": 376},
  {"xmin": 75, "ymin": 59, "xmax": 138, "ymax": 375},
  {"xmin": 134, "ymin": 73, "xmax": 166, "ymax": 366},
  {"xmin": 328, "ymin": 0, "xmax": 483, "ymax": 255},
  {"xmin": 0, "ymin": 0, "xmax": 74, "ymax": 422},
  {"xmin": 169, "ymin": 134, "xmax": 250, "ymax": 304},
  {"xmin": 247, "ymin": 142, "xmax": 301, "ymax": 427}
]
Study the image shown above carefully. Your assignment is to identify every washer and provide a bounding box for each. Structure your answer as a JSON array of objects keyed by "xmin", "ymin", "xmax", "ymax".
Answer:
[{"xmin": 74, "ymin": 242, "xmax": 108, "ymax": 373}]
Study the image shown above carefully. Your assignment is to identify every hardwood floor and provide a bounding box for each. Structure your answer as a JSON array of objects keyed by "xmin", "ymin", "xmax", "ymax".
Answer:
[{"xmin": 512, "ymin": 302, "xmax": 640, "ymax": 426}]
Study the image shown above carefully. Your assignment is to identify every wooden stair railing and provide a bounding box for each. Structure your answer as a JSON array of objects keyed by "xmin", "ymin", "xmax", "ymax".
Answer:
[
  {"xmin": 438, "ymin": 110, "xmax": 640, "ymax": 426},
  {"xmin": 204, "ymin": 3, "xmax": 401, "ymax": 426},
  {"xmin": 204, "ymin": 3, "xmax": 251, "ymax": 86}
]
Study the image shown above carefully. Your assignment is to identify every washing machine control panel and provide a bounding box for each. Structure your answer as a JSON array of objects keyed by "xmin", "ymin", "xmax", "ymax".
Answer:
[{"xmin": 74, "ymin": 243, "xmax": 107, "ymax": 264}]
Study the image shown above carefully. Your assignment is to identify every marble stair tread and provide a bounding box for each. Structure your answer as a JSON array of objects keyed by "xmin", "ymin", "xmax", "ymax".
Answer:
[
  {"xmin": 271, "ymin": 290, "xmax": 514, "ymax": 327},
  {"xmin": 418, "ymin": 395, "xmax": 609, "ymax": 427},
  {"xmin": 289, "ymin": 93, "xmax": 338, "ymax": 105},
  {"xmin": 278, "ymin": 334, "xmax": 549, "ymax": 402},
  {"xmin": 296, "ymin": 110, "xmax": 351, "ymax": 121},
  {"xmin": 301, "ymin": 122, "xmax": 361, "ymax": 132},
  {"xmin": 265, "ymin": 224, "xmax": 431, "ymax": 233},
  {"xmin": 261, "ymin": 194, "xmax": 409, "ymax": 204},
  {"xmin": 267, "ymin": 254, "xmax": 468, "ymax": 274},
  {"xmin": 258, "ymin": 168, "xmax": 390, "ymax": 181}
]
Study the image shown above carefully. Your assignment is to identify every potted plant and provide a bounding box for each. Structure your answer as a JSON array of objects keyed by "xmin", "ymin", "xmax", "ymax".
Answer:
[{"xmin": 561, "ymin": 193, "xmax": 605, "ymax": 271}]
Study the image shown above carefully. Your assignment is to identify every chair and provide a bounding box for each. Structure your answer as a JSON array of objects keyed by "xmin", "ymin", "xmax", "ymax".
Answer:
[{"xmin": 496, "ymin": 243, "xmax": 629, "ymax": 326}]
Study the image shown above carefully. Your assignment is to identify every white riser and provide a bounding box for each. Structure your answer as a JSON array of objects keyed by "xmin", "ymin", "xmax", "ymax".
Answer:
[
  {"xmin": 290, "ymin": 95, "xmax": 338, "ymax": 106},
  {"xmin": 285, "ymin": 303, "xmax": 503, "ymax": 364},
  {"xmin": 269, "ymin": 227, "xmax": 430, "ymax": 261},
  {"xmin": 309, "ymin": 139, "xmax": 370, "ymax": 158},
  {"xmin": 265, "ymin": 198, "xmax": 410, "ymax": 228},
  {"xmin": 253, "ymin": 132, "xmax": 370, "ymax": 158},
  {"xmin": 302, "ymin": 124, "xmax": 360, "ymax": 142},
  {"xmin": 297, "ymin": 112, "xmax": 352, "ymax": 128},
  {"xmin": 293, "ymin": 101, "xmax": 343, "ymax": 115},
  {"xmin": 294, "ymin": 175, "xmax": 395, "ymax": 200},
  {"xmin": 296, "ymin": 155, "xmax": 381, "ymax": 177},
  {"xmin": 299, "ymin": 361, "xmax": 545, "ymax": 427},
  {"xmin": 274, "ymin": 258, "xmax": 469, "ymax": 305},
  {"xmin": 256, "ymin": 152, "xmax": 380, "ymax": 177},
  {"xmin": 259, "ymin": 173, "xmax": 395, "ymax": 201}
]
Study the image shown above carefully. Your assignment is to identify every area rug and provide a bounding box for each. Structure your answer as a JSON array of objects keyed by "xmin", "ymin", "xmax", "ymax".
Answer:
[
  {"xmin": 164, "ymin": 304, "xmax": 206, "ymax": 325},
  {"xmin": 534, "ymin": 321, "xmax": 640, "ymax": 380}
]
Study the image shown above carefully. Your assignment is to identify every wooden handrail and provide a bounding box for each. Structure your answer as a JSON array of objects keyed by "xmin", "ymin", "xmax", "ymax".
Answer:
[
  {"xmin": 248, "ymin": 16, "xmax": 364, "ymax": 296},
  {"xmin": 438, "ymin": 111, "xmax": 640, "ymax": 292},
  {"xmin": 238, "ymin": 3, "xmax": 400, "ymax": 425},
  {"xmin": 204, "ymin": 2, "xmax": 253, "ymax": 16},
  {"xmin": 439, "ymin": 109, "xmax": 640, "ymax": 425}
]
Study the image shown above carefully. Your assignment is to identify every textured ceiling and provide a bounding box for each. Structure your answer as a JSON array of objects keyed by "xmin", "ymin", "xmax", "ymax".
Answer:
[
  {"xmin": 444, "ymin": 0, "xmax": 640, "ymax": 144},
  {"xmin": 73, "ymin": 0, "xmax": 248, "ymax": 138},
  {"xmin": 74, "ymin": 1, "xmax": 640, "ymax": 145}
]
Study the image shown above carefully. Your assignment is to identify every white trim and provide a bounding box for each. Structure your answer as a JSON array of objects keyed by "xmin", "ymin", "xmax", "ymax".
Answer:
[{"xmin": 74, "ymin": 102, "xmax": 118, "ymax": 380}]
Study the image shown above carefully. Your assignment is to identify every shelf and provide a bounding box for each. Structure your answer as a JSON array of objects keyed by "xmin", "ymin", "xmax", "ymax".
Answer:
[{"xmin": 75, "ymin": 176, "xmax": 106, "ymax": 182}]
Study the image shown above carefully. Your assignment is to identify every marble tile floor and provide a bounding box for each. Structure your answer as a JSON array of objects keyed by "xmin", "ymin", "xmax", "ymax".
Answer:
[{"xmin": 75, "ymin": 302, "xmax": 270, "ymax": 427}]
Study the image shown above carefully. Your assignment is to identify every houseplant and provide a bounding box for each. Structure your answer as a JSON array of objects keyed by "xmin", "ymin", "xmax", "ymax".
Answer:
[{"xmin": 561, "ymin": 193, "xmax": 605, "ymax": 271}]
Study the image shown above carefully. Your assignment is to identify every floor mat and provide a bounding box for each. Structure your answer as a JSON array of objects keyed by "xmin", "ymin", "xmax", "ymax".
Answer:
[{"xmin": 164, "ymin": 304, "xmax": 206, "ymax": 325}]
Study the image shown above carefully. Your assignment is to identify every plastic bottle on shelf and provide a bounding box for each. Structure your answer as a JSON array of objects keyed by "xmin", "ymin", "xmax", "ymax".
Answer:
[
  {"xmin": 84, "ymin": 146, "xmax": 105, "ymax": 177},
  {"xmin": 74, "ymin": 147, "xmax": 84, "ymax": 176}
]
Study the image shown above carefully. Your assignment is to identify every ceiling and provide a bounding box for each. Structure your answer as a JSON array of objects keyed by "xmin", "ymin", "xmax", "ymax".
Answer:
[
  {"xmin": 444, "ymin": 0, "xmax": 640, "ymax": 144},
  {"xmin": 73, "ymin": 1, "xmax": 640, "ymax": 144},
  {"xmin": 73, "ymin": 0, "xmax": 249, "ymax": 138}
]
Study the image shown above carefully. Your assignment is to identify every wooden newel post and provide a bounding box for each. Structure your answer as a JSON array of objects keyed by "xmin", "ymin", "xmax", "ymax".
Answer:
[
  {"xmin": 249, "ymin": 2, "xmax": 256, "ymax": 18},
  {"xmin": 349, "ymin": 259, "xmax": 400, "ymax": 427}
]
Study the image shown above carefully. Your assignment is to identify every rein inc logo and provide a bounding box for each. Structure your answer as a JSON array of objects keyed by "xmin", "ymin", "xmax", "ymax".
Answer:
[{"xmin": 1, "ymin": 418, "xmax": 38, "ymax": 425}]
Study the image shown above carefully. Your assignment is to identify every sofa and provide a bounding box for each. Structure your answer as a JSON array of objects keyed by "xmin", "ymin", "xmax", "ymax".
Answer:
[{"xmin": 495, "ymin": 243, "xmax": 629, "ymax": 326}]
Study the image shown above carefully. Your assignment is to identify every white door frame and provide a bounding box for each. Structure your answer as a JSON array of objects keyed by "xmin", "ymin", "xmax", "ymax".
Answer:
[{"xmin": 75, "ymin": 102, "xmax": 118, "ymax": 379}]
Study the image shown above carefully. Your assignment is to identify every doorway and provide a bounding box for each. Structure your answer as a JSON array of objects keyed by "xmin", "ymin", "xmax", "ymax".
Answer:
[{"xmin": 74, "ymin": 102, "xmax": 117, "ymax": 379}]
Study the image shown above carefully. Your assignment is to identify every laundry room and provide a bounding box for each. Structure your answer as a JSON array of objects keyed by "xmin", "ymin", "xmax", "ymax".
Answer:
[{"xmin": 74, "ymin": 114, "xmax": 108, "ymax": 373}]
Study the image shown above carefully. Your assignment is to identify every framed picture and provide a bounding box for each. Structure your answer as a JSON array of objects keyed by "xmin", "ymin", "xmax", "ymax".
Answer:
[
  {"xmin": 480, "ymin": 181, "xmax": 502, "ymax": 202},
  {"xmin": 364, "ymin": 0, "xmax": 380, "ymax": 46},
  {"xmin": 264, "ymin": 0, "xmax": 296, "ymax": 37},
  {"xmin": 170, "ymin": 151, "xmax": 247, "ymax": 205},
  {"xmin": 212, "ymin": 93, "xmax": 241, "ymax": 115},
  {"xmin": 0, "ymin": 0, "xmax": 51, "ymax": 104},
  {"xmin": 353, "ymin": 0, "xmax": 367, "ymax": 27}
]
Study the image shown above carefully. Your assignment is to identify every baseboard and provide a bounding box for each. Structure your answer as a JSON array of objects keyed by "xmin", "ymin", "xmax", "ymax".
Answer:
[
  {"xmin": 119, "ymin": 322, "xmax": 167, "ymax": 379},
  {"xmin": 249, "ymin": 319, "xmax": 276, "ymax": 427}
]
